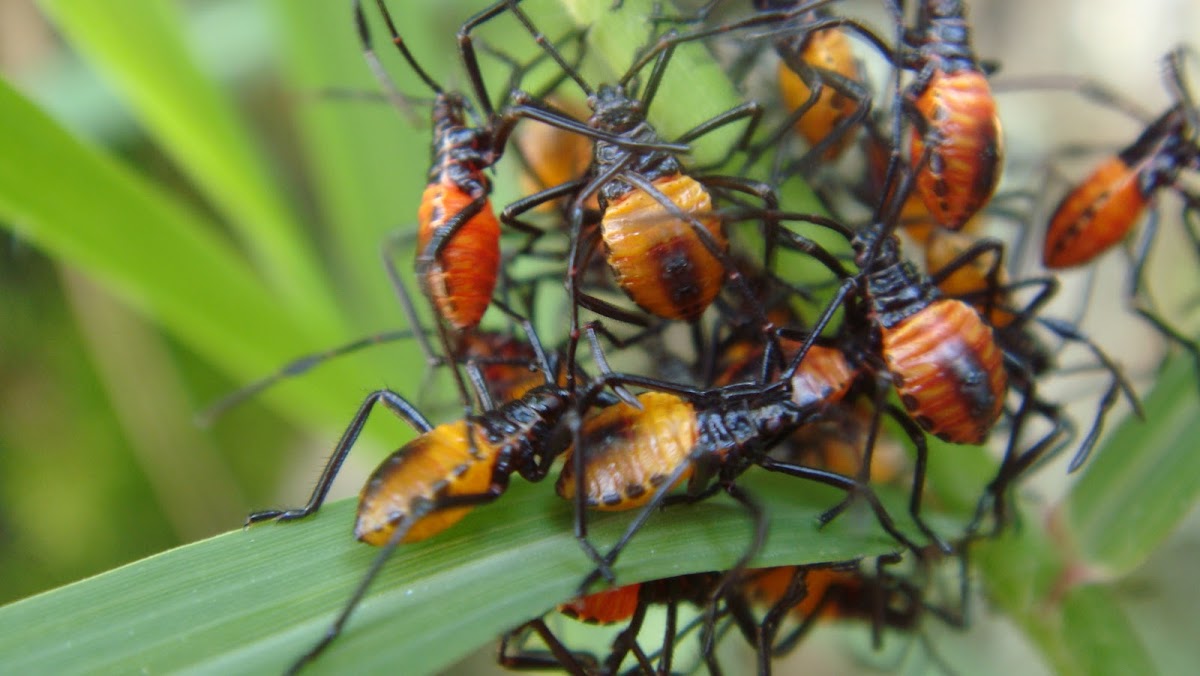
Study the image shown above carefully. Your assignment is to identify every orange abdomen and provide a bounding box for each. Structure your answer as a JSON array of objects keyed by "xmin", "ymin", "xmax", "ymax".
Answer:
[
  {"xmin": 455, "ymin": 332, "xmax": 549, "ymax": 403},
  {"xmin": 355, "ymin": 421, "xmax": 496, "ymax": 545},
  {"xmin": 910, "ymin": 70, "xmax": 1003, "ymax": 229},
  {"xmin": 777, "ymin": 27, "xmax": 863, "ymax": 160},
  {"xmin": 789, "ymin": 345, "xmax": 857, "ymax": 408},
  {"xmin": 925, "ymin": 229, "xmax": 1015, "ymax": 327},
  {"xmin": 417, "ymin": 181, "xmax": 501, "ymax": 330},
  {"xmin": 789, "ymin": 402, "xmax": 907, "ymax": 483},
  {"xmin": 881, "ymin": 299, "xmax": 1007, "ymax": 444},
  {"xmin": 1043, "ymin": 157, "xmax": 1147, "ymax": 269},
  {"xmin": 558, "ymin": 583, "xmax": 642, "ymax": 624},
  {"xmin": 743, "ymin": 567, "xmax": 854, "ymax": 619},
  {"xmin": 601, "ymin": 175, "xmax": 727, "ymax": 321},
  {"xmin": 515, "ymin": 96, "xmax": 595, "ymax": 213},
  {"xmin": 557, "ymin": 392, "xmax": 698, "ymax": 511}
]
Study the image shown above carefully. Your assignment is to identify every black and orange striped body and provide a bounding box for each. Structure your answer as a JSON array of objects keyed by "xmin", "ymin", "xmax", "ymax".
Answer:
[
  {"xmin": 416, "ymin": 95, "xmax": 502, "ymax": 331},
  {"xmin": 909, "ymin": 70, "xmax": 1003, "ymax": 230},
  {"xmin": 774, "ymin": 10, "xmax": 864, "ymax": 160},
  {"xmin": 1043, "ymin": 106, "xmax": 1191, "ymax": 268},
  {"xmin": 557, "ymin": 389, "xmax": 823, "ymax": 511},
  {"xmin": 557, "ymin": 392, "xmax": 698, "ymax": 510},
  {"xmin": 859, "ymin": 233, "xmax": 1007, "ymax": 444},
  {"xmin": 1043, "ymin": 158, "xmax": 1144, "ymax": 269},
  {"xmin": 356, "ymin": 385, "xmax": 568, "ymax": 545},
  {"xmin": 880, "ymin": 298, "xmax": 1006, "ymax": 443},
  {"xmin": 417, "ymin": 183, "xmax": 500, "ymax": 330},
  {"xmin": 906, "ymin": 0, "xmax": 1003, "ymax": 230}
]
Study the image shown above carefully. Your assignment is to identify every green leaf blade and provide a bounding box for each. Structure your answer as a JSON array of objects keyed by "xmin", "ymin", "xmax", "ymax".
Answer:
[
  {"xmin": 270, "ymin": 0, "xmax": 435, "ymax": 323},
  {"xmin": 0, "ymin": 475, "xmax": 903, "ymax": 675},
  {"xmin": 1060, "ymin": 584, "xmax": 1156, "ymax": 676},
  {"xmin": 1064, "ymin": 357, "xmax": 1200, "ymax": 576},
  {"xmin": 0, "ymin": 77, "xmax": 376, "ymax": 432},
  {"xmin": 37, "ymin": 0, "xmax": 344, "ymax": 333}
]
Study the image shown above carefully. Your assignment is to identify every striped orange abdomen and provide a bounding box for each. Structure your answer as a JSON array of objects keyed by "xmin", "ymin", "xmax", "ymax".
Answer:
[
  {"xmin": 355, "ymin": 420, "xmax": 497, "ymax": 545},
  {"xmin": 601, "ymin": 175, "xmax": 727, "ymax": 321},
  {"xmin": 910, "ymin": 70, "xmax": 1003, "ymax": 230},
  {"xmin": 417, "ymin": 181, "xmax": 501, "ymax": 330},
  {"xmin": 881, "ymin": 299, "xmax": 1007, "ymax": 443},
  {"xmin": 1043, "ymin": 157, "xmax": 1147, "ymax": 269},
  {"xmin": 557, "ymin": 392, "xmax": 698, "ymax": 511}
]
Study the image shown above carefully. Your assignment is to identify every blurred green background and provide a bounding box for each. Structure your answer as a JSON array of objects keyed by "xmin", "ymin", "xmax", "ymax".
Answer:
[{"xmin": 2, "ymin": 0, "xmax": 1200, "ymax": 673}]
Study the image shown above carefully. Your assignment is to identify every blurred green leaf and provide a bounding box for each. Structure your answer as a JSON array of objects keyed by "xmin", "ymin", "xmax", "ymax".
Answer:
[
  {"xmin": 269, "ymin": 0, "xmax": 432, "ymax": 323},
  {"xmin": 976, "ymin": 517, "xmax": 1065, "ymax": 617},
  {"xmin": 974, "ymin": 511, "xmax": 1157, "ymax": 676},
  {"xmin": 1059, "ymin": 584, "xmax": 1156, "ymax": 675},
  {"xmin": 1064, "ymin": 357, "xmax": 1200, "ymax": 576},
  {"xmin": 37, "ymin": 0, "xmax": 343, "ymax": 332},
  {"xmin": 0, "ymin": 77, "xmax": 372, "ymax": 431}
]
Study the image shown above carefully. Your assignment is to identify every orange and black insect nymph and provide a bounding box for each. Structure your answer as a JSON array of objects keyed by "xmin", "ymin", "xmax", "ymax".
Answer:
[
  {"xmin": 1041, "ymin": 47, "xmax": 1200, "ymax": 381},
  {"xmin": 899, "ymin": 0, "xmax": 1004, "ymax": 229},
  {"xmin": 740, "ymin": 0, "xmax": 874, "ymax": 175},
  {"xmin": 791, "ymin": 216, "xmax": 1009, "ymax": 446},
  {"xmin": 864, "ymin": 232, "xmax": 1007, "ymax": 443},
  {"xmin": 462, "ymin": 0, "xmax": 798, "ymax": 390},
  {"xmin": 896, "ymin": 222, "xmax": 1142, "ymax": 533},
  {"xmin": 555, "ymin": 341, "xmax": 931, "ymax": 592},
  {"xmin": 1042, "ymin": 47, "xmax": 1200, "ymax": 269},
  {"xmin": 245, "ymin": 307, "xmax": 595, "ymax": 672},
  {"xmin": 353, "ymin": 0, "xmax": 508, "ymax": 333}
]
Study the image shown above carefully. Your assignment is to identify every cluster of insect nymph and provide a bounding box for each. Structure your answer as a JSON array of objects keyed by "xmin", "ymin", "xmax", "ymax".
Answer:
[{"xmin": 202, "ymin": 0, "xmax": 1200, "ymax": 673}]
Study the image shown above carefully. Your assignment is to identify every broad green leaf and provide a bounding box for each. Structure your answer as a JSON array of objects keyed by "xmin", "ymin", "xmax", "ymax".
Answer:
[
  {"xmin": 38, "ymin": 0, "xmax": 344, "ymax": 332},
  {"xmin": 0, "ymin": 473, "xmax": 908, "ymax": 675},
  {"xmin": 1064, "ymin": 356, "xmax": 1200, "ymax": 576}
]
